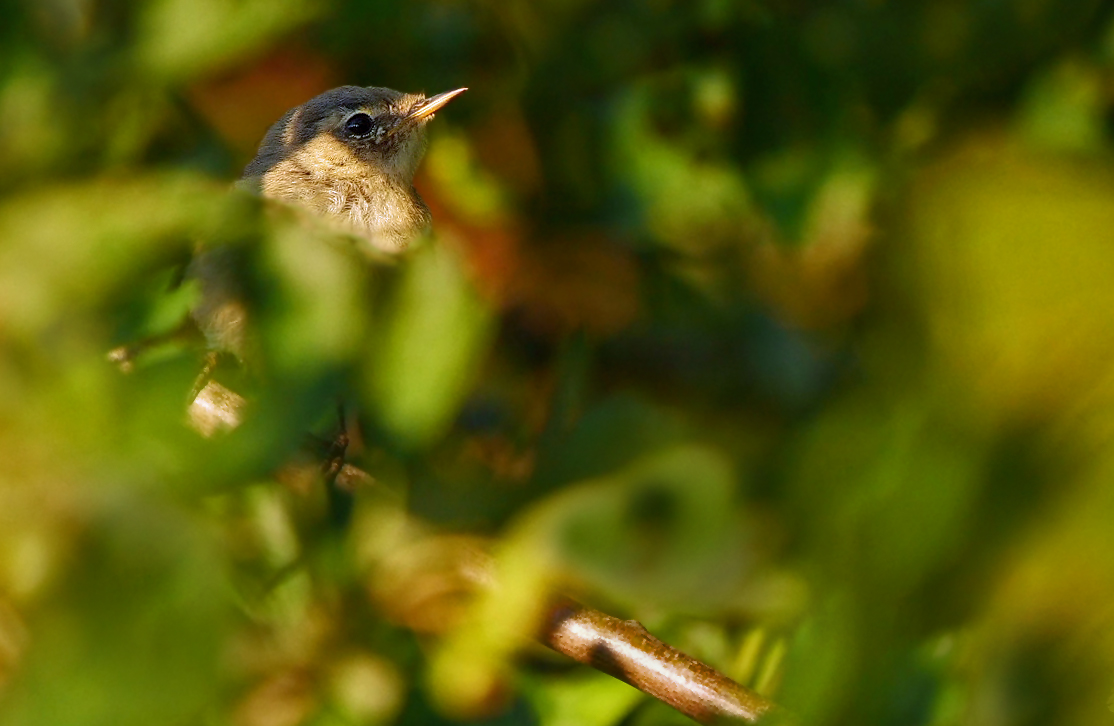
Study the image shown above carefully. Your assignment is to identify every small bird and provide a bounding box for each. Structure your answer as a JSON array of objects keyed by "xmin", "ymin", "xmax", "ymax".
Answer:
[
  {"xmin": 243, "ymin": 85, "xmax": 467, "ymax": 253},
  {"xmin": 188, "ymin": 85, "xmax": 466, "ymax": 362}
]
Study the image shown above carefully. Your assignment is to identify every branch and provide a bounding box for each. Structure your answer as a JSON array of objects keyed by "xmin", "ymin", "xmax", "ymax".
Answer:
[{"xmin": 541, "ymin": 597, "xmax": 777, "ymax": 723}]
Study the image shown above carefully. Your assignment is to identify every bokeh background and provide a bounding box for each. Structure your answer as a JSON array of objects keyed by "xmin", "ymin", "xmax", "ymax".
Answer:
[{"xmin": 4, "ymin": 1, "xmax": 1114, "ymax": 725}]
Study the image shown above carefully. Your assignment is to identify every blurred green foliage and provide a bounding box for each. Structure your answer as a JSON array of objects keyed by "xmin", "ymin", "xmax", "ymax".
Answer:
[{"xmin": 3, "ymin": 1, "xmax": 1114, "ymax": 725}]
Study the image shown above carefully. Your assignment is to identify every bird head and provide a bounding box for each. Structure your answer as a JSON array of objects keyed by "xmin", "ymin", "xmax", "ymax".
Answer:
[
  {"xmin": 240, "ymin": 85, "xmax": 466, "ymax": 251},
  {"xmin": 244, "ymin": 85, "xmax": 466, "ymax": 185}
]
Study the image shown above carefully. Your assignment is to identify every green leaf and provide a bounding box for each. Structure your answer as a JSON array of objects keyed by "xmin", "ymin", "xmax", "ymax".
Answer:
[{"xmin": 365, "ymin": 243, "xmax": 493, "ymax": 448}]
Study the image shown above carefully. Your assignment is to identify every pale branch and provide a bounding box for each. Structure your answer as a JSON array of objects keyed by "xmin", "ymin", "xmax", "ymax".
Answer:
[{"xmin": 542, "ymin": 597, "xmax": 777, "ymax": 724}]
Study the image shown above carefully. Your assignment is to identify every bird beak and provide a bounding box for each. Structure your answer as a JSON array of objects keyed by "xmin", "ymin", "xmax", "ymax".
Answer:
[
  {"xmin": 406, "ymin": 87, "xmax": 468, "ymax": 123},
  {"xmin": 383, "ymin": 88, "xmax": 466, "ymax": 140}
]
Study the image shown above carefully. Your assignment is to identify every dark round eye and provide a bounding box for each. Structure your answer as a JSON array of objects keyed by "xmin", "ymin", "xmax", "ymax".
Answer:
[{"xmin": 344, "ymin": 113, "xmax": 374, "ymax": 137}]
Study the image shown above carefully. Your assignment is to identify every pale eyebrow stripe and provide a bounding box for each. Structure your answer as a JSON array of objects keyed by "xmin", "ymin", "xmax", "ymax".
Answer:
[{"xmin": 282, "ymin": 108, "xmax": 302, "ymax": 146}]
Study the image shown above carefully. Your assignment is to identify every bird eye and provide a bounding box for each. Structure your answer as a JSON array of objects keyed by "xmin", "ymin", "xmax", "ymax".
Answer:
[{"xmin": 344, "ymin": 113, "xmax": 374, "ymax": 138}]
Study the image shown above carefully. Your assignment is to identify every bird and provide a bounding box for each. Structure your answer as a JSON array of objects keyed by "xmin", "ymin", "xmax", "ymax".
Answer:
[
  {"xmin": 188, "ymin": 85, "xmax": 466, "ymax": 362},
  {"xmin": 241, "ymin": 85, "xmax": 467, "ymax": 253}
]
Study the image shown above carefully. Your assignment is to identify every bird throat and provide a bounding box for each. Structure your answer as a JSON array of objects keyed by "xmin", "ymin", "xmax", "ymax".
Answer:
[
  {"xmin": 320, "ymin": 174, "xmax": 432, "ymax": 252},
  {"xmin": 257, "ymin": 141, "xmax": 433, "ymax": 253}
]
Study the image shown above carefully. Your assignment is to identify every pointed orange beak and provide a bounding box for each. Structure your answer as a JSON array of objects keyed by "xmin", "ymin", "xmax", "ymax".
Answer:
[{"xmin": 405, "ymin": 87, "xmax": 468, "ymax": 123}]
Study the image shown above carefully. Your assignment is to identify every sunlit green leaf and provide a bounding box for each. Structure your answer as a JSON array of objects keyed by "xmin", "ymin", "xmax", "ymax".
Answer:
[
  {"xmin": 365, "ymin": 242, "xmax": 493, "ymax": 447},
  {"xmin": 136, "ymin": 0, "xmax": 323, "ymax": 79}
]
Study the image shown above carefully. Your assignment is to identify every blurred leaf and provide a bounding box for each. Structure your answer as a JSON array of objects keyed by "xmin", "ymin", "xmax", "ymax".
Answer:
[
  {"xmin": 326, "ymin": 652, "xmax": 405, "ymax": 725},
  {"xmin": 791, "ymin": 393, "xmax": 983, "ymax": 596},
  {"xmin": 533, "ymin": 395, "xmax": 688, "ymax": 491},
  {"xmin": 960, "ymin": 451, "xmax": 1114, "ymax": 726},
  {"xmin": 1018, "ymin": 59, "xmax": 1107, "ymax": 153},
  {"xmin": 0, "ymin": 61, "xmax": 66, "ymax": 181},
  {"xmin": 750, "ymin": 157, "xmax": 874, "ymax": 328},
  {"xmin": 545, "ymin": 445, "xmax": 755, "ymax": 613},
  {"xmin": 0, "ymin": 497, "xmax": 231, "ymax": 726},
  {"xmin": 259, "ymin": 211, "xmax": 372, "ymax": 377},
  {"xmin": 0, "ymin": 175, "xmax": 228, "ymax": 341},
  {"xmin": 426, "ymin": 129, "xmax": 512, "ymax": 225},
  {"xmin": 365, "ymin": 242, "xmax": 494, "ymax": 448},
  {"xmin": 523, "ymin": 671, "xmax": 643, "ymax": 726},
  {"xmin": 611, "ymin": 76, "xmax": 756, "ymax": 255},
  {"xmin": 428, "ymin": 520, "xmax": 553, "ymax": 719},
  {"xmin": 906, "ymin": 137, "xmax": 1114, "ymax": 424},
  {"xmin": 776, "ymin": 594, "xmax": 859, "ymax": 724},
  {"xmin": 114, "ymin": 269, "xmax": 200, "ymax": 344},
  {"xmin": 136, "ymin": 0, "xmax": 323, "ymax": 79}
]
